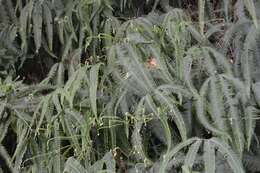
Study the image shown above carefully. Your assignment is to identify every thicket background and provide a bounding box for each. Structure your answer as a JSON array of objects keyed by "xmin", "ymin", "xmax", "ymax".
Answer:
[{"xmin": 1, "ymin": 0, "xmax": 260, "ymax": 172}]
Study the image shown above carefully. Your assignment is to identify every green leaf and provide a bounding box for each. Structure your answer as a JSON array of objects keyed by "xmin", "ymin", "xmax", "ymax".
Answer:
[
  {"xmin": 208, "ymin": 77, "xmax": 228, "ymax": 138},
  {"xmin": 33, "ymin": 1, "xmax": 43, "ymax": 53},
  {"xmin": 244, "ymin": 106, "xmax": 256, "ymax": 150},
  {"xmin": 89, "ymin": 63, "xmax": 101, "ymax": 119},
  {"xmin": 253, "ymin": 82, "xmax": 260, "ymax": 107},
  {"xmin": 159, "ymin": 137, "xmax": 200, "ymax": 173},
  {"xmin": 0, "ymin": 144, "xmax": 15, "ymax": 172},
  {"xmin": 43, "ymin": 2, "xmax": 53, "ymax": 51},
  {"xmin": 243, "ymin": 0, "xmax": 258, "ymax": 28},
  {"xmin": 195, "ymin": 98, "xmax": 230, "ymax": 139},
  {"xmin": 220, "ymin": 77, "xmax": 245, "ymax": 155},
  {"xmin": 210, "ymin": 137, "xmax": 245, "ymax": 173},
  {"xmin": 0, "ymin": 118, "xmax": 11, "ymax": 143},
  {"xmin": 203, "ymin": 140, "xmax": 215, "ymax": 173},
  {"xmin": 102, "ymin": 152, "xmax": 116, "ymax": 172},
  {"xmin": 198, "ymin": 0, "xmax": 205, "ymax": 35},
  {"xmin": 53, "ymin": 120, "xmax": 61, "ymax": 173},
  {"xmin": 35, "ymin": 95, "xmax": 51, "ymax": 135},
  {"xmin": 19, "ymin": 4, "xmax": 29, "ymax": 51},
  {"xmin": 64, "ymin": 157, "xmax": 87, "ymax": 173},
  {"xmin": 184, "ymin": 140, "xmax": 202, "ymax": 169}
]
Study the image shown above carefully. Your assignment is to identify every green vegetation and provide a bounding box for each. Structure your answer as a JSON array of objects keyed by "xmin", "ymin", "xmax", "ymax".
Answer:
[{"xmin": 0, "ymin": 0, "xmax": 260, "ymax": 172}]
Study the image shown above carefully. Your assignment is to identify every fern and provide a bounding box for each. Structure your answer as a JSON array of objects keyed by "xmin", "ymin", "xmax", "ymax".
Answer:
[{"xmin": 1, "ymin": 1, "xmax": 260, "ymax": 173}]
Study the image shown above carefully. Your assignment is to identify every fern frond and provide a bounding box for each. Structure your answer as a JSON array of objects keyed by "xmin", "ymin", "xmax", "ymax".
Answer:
[
  {"xmin": 210, "ymin": 137, "xmax": 245, "ymax": 173},
  {"xmin": 204, "ymin": 140, "xmax": 215, "ymax": 173}
]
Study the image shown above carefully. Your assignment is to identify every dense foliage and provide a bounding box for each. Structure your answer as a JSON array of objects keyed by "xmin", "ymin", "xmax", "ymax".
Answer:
[{"xmin": 1, "ymin": 0, "xmax": 260, "ymax": 172}]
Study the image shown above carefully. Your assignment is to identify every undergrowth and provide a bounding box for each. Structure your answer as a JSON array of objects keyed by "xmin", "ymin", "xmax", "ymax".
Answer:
[{"xmin": 0, "ymin": 0, "xmax": 260, "ymax": 173}]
